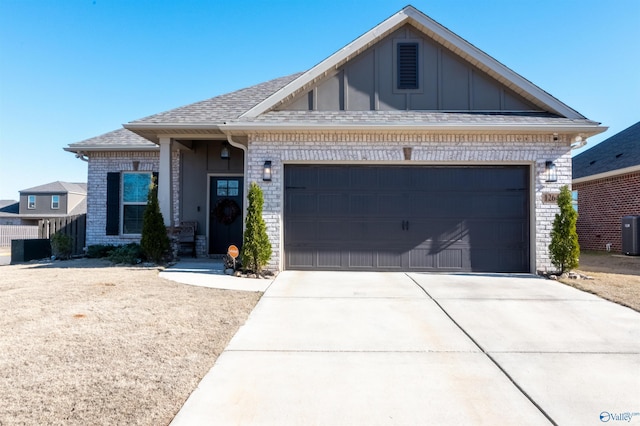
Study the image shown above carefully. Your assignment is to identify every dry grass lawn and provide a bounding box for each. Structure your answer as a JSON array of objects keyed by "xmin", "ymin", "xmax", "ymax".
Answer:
[
  {"xmin": 0, "ymin": 252, "xmax": 637, "ymax": 425},
  {"xmin": 0, "ymin": 258, "xmax": 261, "ymax": 425},
  {"xmin": 559, "ymin": 251, "xmax": 640, "ymax": 312}
]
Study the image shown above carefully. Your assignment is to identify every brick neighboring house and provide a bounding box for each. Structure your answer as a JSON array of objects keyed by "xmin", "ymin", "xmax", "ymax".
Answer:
[
  {"xmin": 572, "ymin": 121, "xmax": 640, "ymax": 253},
  {"xmin": 64, "ymin": 6, "xmax": 605, "ymax": 273}
]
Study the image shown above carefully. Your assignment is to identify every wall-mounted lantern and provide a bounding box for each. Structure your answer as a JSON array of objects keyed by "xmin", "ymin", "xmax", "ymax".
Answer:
[
  {"xmin": 220, "ymin": 142, "xmax": 230, "ymax": 159},
  {"xmin": 263, "ymin": 161, "xmax": 272, "ymax": 181},
  {"xmin": 545, "ymin": 161, "xmax": 557, "ymax": 182}
]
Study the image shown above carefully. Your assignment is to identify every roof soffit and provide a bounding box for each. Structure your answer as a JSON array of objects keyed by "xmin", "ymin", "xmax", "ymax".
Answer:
[{"xmin": 241, "ymin": 6, "xmax": 585, "ymax": 120}]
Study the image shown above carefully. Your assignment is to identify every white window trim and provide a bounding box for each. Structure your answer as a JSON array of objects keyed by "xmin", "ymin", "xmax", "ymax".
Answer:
[
  {"xmin": 27, "ymin": 195, "xmax": 36, "ymax": 209},
  {"xmin": 121, "ymin": 171, "xmax": 152, "ymax": 236},
  {"xmin": 51, "ymin": 195, "xmax": 60, "ymax": 210}
]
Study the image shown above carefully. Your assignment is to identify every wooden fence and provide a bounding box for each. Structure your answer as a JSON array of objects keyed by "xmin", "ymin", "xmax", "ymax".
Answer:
[
  {"xmin": 0, "ymin": 215, "xmax": 86, "ymax": 257},
  {"xmin": 0, "ymin": 225, "xmax": 39, "ymax": 247},
  {"xmin": 38, "ymin": 214, "xmax": 87, "ymax": 256}
]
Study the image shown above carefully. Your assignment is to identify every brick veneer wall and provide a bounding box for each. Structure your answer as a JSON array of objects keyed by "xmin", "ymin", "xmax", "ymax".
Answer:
[
  {"xmin": 574, "ymin": 171, "xmax": 640, "ymax": 252},
  {"xmin": 247, "ymin": 132, "xmax": 571, "ymax": 273},
  {"xmin": 86, "ymin": 151, "xmax": 160, "ymax": 247}
]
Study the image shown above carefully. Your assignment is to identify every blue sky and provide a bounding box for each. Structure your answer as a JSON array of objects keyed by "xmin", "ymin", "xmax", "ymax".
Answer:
[{"xmin": 1, "ymin": 0, "xmax": 638, "ymax": 200}]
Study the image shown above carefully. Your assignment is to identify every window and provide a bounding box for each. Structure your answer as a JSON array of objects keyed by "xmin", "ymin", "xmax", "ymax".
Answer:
[
  {"xmin": 27, "ymin": 195, "xmax": 36, "ymax": 209},
  {"xmin": 51, "ymin": 195, "xmax": 60, "ymax": 209},
  {"xmin": 572, "ymin": 190, "xmax": 578, "ymax": 213},
  {"xmin": 121, "ymin": 172, "xmax": 152, "ymax": 234},
  {"xmin": 217, "ymin": 180, "xmax": 239, "ymax": 197}
]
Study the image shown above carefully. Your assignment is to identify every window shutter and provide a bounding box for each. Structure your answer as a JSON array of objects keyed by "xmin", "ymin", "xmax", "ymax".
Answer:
[
  {"xmin": 397, "ymin": 43, "xmax": 419, "ymax": 90},
  {"xmin": 106, "ymin": 172, "xmax": 120, "ymax": 235}
]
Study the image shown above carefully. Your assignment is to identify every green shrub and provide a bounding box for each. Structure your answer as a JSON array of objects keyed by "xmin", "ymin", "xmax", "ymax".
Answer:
[
  {"xmin": 240, "ymin": 182, "xmax": 272, "ymax": 273},
  {"xmin": 87, "ymin": 244, "xmax": 116, "ymax": 258},
  {"xmin": 108, "ymin": 243, "xmax": 143, "ymax": 265},
  {"xmin": 50, "ymin": 233, "xmax": 72, "ymax": 260},
  {"xmin": 140, "ymin": 176, "xmax": 170, "ymax": 263},
  {"xmin": 549, "ymin": 185, "xmax": 580, "ymax": 274}
]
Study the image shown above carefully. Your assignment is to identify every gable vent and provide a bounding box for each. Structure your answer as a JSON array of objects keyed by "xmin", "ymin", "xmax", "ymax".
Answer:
[{"xmin": 397, "ymin": 42, "xmax": 419, "ymax": 90}]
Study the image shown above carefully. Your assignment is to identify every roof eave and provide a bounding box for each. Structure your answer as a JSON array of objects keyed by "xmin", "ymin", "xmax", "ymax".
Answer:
[
  {"xmin": 123, "ymin": 123, "xmax": 226, "ymax": 143},
  {"xmin": 64, "ymin": 145, "xmax": 159, "ymax": 154},
  {"xmin": 219, "ymin": 122, "xmax": 607, "ymax": 137},
  {"xmin": 573, "ymin": 164, "xmax": 640, "ymax": 183}
]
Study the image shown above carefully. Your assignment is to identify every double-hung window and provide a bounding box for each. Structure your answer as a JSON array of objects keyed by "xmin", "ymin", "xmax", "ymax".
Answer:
[
  {"xmin": 51, "ymin": 195, "xmax": 60, "ymax": 209},
  {"xmin": 27, "ymin": 195, "xmax": 36, "ymax": 209},
  {"xmin": 121, "ymin": 172, "xmax": 152, "ymax": 235}
]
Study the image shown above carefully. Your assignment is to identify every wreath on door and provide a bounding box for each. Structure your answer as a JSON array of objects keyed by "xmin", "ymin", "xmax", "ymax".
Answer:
[{"xmin": 214, "ymin": 199, "xmax": 241, "ymax": 225}]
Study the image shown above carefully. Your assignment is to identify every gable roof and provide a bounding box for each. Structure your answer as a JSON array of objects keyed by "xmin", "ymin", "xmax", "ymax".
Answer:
[
  {"xmin": 67, "ymin": 5, "xmax": 604, "ymax": 151},
  {"xmin": 573, "ymin": 121, "xmax": 640, "ymax": 180},
  {"xmin": 241, "ymin": 6, "xmax": 585, "ymax": 120},
  {"xmin": 20, "ymin": 181, "xmax": 87, "ymax": 195}
]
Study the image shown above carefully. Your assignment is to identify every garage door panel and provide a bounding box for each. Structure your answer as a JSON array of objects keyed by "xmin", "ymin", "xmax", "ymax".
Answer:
[
  {"xmin": 409, "ymin": 219, "xmax": 464, "ymax": 243},
  {"xmin": 286, "ymin": 193, "xmax": 317, "ymax": 215},
  {"xmin": 409, "ymin": 247, "xmax": 465, "ymax": 270},
  {"xmin": 284, "ymin": 165, "xmax": 529, "ymax": 272},
  {"xmin": 350, "ymin": 193, "xmax": 377, "ymax": 215},
  {"xmin": 348, "ymin": 220, "xmax": 404, "ymax": 242},
  {"xmin": 318, "ymin": 193, "xmax": 350, "ymax": 216}
]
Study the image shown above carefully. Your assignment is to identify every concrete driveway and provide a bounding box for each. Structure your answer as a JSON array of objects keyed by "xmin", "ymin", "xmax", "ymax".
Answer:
[{"xmin": 171, "ymin": 272, "xmax": 640, "ymax": 426}]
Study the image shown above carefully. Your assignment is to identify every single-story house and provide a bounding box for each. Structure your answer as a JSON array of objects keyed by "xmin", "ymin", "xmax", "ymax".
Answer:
[
  {"xmin": 572, "ymin": 121, "xmax": 640, "ymax": 252},
  {"xmin": 64, "ymin": 5, "xmax": 605, "ymax": 273}
]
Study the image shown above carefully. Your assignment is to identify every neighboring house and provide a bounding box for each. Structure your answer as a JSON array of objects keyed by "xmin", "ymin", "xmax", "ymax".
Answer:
[
  {"xmin": 17, "ymin": 181, "xmax": 87, "ymax": 225},
  {"xmin": 572, "ymin": 121, "xmax": 640, "ymax": 253},
  {"xmin": 64, "ymin": 6, "xmax": 605, "ymax": 273},
  {"xmin": 0, "ymin": 200, "xmax": 20, "ymax": 225}
]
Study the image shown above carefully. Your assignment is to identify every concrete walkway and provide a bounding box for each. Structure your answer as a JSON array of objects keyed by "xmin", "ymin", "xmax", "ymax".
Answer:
[
  {"xmin": 159, "ymin": 260, "xmax": 272, "ymax": 292},
  {"xmin": 170, "ymin": 271, "xmax": 640, "ymax": 426}
]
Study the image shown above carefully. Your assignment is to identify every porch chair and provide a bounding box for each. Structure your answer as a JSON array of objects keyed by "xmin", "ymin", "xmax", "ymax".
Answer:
[{"xmin": 178, "ymin": 221, "xmax": 197, "ymax": 257}]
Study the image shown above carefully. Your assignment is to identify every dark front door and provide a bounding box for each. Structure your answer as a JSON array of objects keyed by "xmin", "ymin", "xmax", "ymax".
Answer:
[{"xmin": 209, "ymin": 177, "xmax": 244, "ymax": 254}]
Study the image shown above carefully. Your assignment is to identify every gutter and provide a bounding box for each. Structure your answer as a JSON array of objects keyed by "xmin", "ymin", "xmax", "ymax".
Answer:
[
  {"xmin": 573, "ymin": 165, "xmax": 640, "ymax": 184},
  {"xmin": 218, "ymin": 122, "xmax": 607, "ymax": 137}
]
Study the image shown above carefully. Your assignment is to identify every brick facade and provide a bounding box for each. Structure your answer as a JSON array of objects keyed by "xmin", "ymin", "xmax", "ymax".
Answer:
[
  {"xmin": 574, "ymin": 171, "xmax": 640, "ymax": 252},
  {"xmin": 86, "ymin": 151, "xmax": 160, "ymax": 247},
  {"xmin": 85, "ymin": 133, "xmax": 571, "ymax": 272},
  {"xmin": 247, "ymin": 132, "xmax": 571, "ymax": 273}
]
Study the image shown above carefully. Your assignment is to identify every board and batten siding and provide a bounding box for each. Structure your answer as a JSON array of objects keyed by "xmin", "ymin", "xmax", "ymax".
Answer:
[{"xmin": 280, "ymin": 24, "xmax": 539, "ymax": 113}]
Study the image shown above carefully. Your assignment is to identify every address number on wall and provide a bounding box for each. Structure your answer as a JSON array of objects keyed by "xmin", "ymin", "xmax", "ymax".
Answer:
[{"xmin": 542, "ymin": 192, "xmax": 560, "ymax": 204}]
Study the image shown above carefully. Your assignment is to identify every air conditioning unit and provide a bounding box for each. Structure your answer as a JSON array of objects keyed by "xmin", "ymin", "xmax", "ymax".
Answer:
[{"xmin": 621, "ymin": 216, "xmax": 640, "ymax": 256}]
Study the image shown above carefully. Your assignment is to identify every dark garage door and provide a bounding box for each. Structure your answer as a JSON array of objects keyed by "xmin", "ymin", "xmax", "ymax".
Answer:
[{"xmin": 284, "ymin": 165, "xmax": 529, "ymax": 272}]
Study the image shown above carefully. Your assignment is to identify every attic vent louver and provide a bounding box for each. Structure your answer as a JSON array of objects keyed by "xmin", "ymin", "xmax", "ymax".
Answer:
[{"xmin": 397, "ymin": 42, "xmax": 419, "ymax": 90}]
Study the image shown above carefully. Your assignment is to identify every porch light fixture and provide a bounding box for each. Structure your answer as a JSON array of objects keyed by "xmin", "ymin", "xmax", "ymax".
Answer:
[
  {"xmin": 263, "ymin": 161, "xmax": 272, "ymax": 181},
  {"xmin": 220, "ymin": 142, "xmax": 230, "ymax": 159},
  {"xmin": 545, "ymin": 161, "xmax": 557, "ymax": 182}
]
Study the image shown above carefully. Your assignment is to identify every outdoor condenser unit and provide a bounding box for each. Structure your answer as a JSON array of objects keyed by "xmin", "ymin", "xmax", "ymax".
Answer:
[{"xmin": 621, "ymin": 216, "xmax": 640, "ymax": 256}]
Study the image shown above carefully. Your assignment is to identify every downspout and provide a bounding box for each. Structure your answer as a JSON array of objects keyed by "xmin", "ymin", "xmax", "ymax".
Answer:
[{"xmin": 225, "ymin": 134, "xmax": 249, "ymax": 230}]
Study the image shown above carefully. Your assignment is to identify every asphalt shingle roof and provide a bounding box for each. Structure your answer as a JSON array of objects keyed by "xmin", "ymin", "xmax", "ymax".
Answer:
[
  {"xmin": 130, "ymin": 73, "xmax": 303, "ymax": 124},
  {"xmin": 235, "ymin": 110, "xmax": 593, "ymax": 126},
  {"xmin": 68, "ymin": 128, "xmax": 156, "ymax": 149},
  {"xmin": 573, "ymin": 121, "xmax": 640, "ymax": 179},
  {"xmin": 20, "ymin": 181, "xmax": 87, "ymax": 194}
]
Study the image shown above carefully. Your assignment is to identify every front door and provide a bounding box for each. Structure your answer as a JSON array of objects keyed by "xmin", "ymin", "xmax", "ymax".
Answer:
[{"xmin": 209, "ymin": 177, "xmax": 244, "ymax": 254}]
